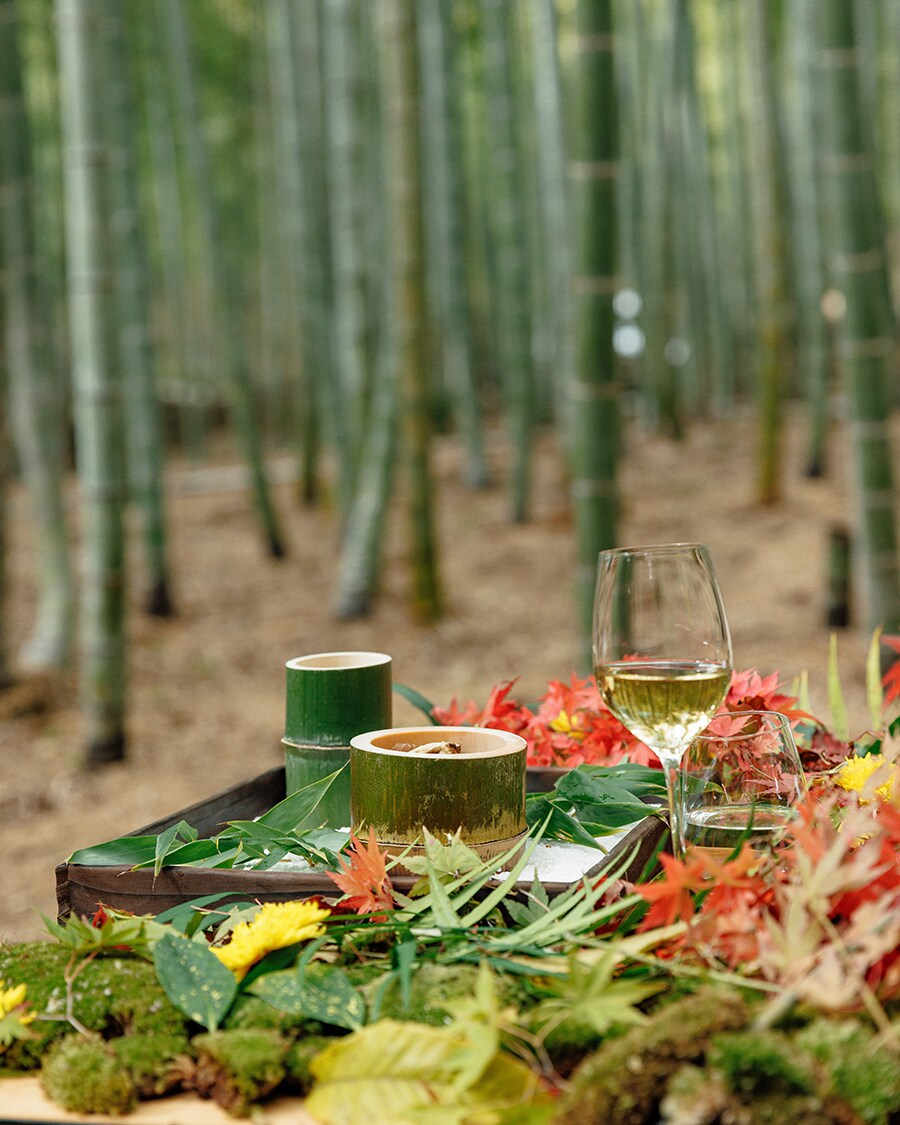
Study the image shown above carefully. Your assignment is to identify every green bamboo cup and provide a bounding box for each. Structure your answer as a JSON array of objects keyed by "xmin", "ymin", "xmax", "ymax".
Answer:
[
  {"xmin": 350, "ymin": 726, "xmax": 527, "ymax": 867},
  {"xmin": 283, "ymin": 652, "xmax": 392, "ymax": 829}
]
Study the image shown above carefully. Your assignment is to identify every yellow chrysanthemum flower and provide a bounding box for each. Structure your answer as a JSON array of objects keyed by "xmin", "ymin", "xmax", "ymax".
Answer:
[
  {"xmin": 0, "ymin": 979, "xmax": 34, "ymax": 1025},
  {"xmin": 213, "ymin": 900, "xmax": 330, "ymax": 980},
  {"xmin": 835, "ymin": 753, "xmax": 895, "ymax": 801}
]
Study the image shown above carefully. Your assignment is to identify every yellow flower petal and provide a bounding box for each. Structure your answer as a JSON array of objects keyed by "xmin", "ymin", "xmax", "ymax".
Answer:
[
  {"xmin": 835, "ymin": 754, "xmax": 895, "ymax": 801},
  {"xmin": 0, "ymin": 979, "xmax": 33, "ymax": 1024},
  {"xmin": 213, "ymin": 900, "xmax": 330, "ymax": 980}
]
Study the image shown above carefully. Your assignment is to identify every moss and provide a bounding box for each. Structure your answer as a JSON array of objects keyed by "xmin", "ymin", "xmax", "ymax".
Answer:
[
  {"xmin": 662, "ymin": 1060, "xmax": 863, "ymax": 1125},
  {"xmin": 284, "ymin": 1034, "xmax": 333, "ymax": 1095},
  {"xmin": 365, "ymin": 962, "xmax": 531, "ymax": 1026},
  {"xmin": 188, "ymin": 1028, "xmax": 289, "ymax": 1116},
  {"xmin": 0, "ymin": 941, "xmax": 190, "ymax": 1083},
  {"xmin": 795, "ymin": 1018, "xmax": 900, "ymax": 1125},
  {"xmin": 40, "ymin": 1034, "xmax": 136, "ymax": 1115},
  {"xmin": 111, "ymin": 1032, "xmax": 189, "ymax": 1099},
  {"xmin": 708, "ymin": 1029, "xmax": 818, "ymax": 1097},
  {"xmin": 553, "ymin": 988, "xmax": 750, "ymax": 1125},
  {"xmin": 0, "ymin": 942, "xmax": 74, "ymax": 1068}
]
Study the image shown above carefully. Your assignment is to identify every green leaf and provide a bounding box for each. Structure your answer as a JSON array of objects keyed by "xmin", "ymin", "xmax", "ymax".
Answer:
[
  {"xmin": 524, "ymin": 796, "xmax": 603, "ymax": 849},
  {"xmin": 153, "ymin": 900, "xmax": 249, "ymax": 936},
  {"xmin": 153, "ymin": 820, "xmax": 198, "ymax": 877},
  {"xmin": 251, "ymin": 767, "xmax": 346, "ymax": 832},
  {"xmin": 575, "ymin": 763, "xmax": 666, "ymax": 800},
  {"xmin": 306, "ymin": 1017, "xmax": 553, "ymax": 1125},
  {"xmin": 828, "ymin": 633, "xmax": 850, "ymax": 741},
  {"xmin": 401, "ymin": 829, "xmax": 485, "ymax": 879},
  {"xmin": 867, "ymin": 627, "xmax": 885, "ymax": 729},
  {"xmin": 250, "ymin": 965, "xmax": 366, "ymax": 1031},
  {"xmin": 530, "ymin": 949, "xmax": 661, "ymax": 1038},
  {"xmin": 68, "ymin": 835, "xmax": 159, "ymax": 867},
  {"xmin": 393, "ymin": 683, "xmax": 440, "ymax": 723},
  {"xmin": 152, "ymin": 931, "xmax": 237, "ymax": 1031}
]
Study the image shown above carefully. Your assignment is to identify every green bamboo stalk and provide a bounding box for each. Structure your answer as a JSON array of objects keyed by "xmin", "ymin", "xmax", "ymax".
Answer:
[
  {"xmin": 480, "ymin": 0, "xmax": 535, "ymax": 523},
  {"xmin": 570, "ymin": 0, "xmax": 619, "ymax": 656},
  {"xmin": 264, "ymin": 0, "xmax": 313, "ymax": 478},
  {"xmin": 745, "ymin": 0, "xmax": 789, "ymax": 506},
  {"xmin": 56, "ymin": 0, "xmax": 127, "ymax": 764},
  {"xmin": 671, "ymin": 0, "xmax": 728, "ymax": 416},
  {"xmin": 529, "ymin": 0, "xmax": 572, "ymax": 417},
  {"xmin": 0, "ymin": 0, "xmax": 74, "ymax": 669},
  {"xmin": 102, "ymin": 0, "xmax": 173, "ymax": 617},
  {"xmin": 716, "ymin": 0, "xmax": 757, "ymax": 398},
  {"xmin": 417, "ymin": 0, "xmax": 488, "ymax": 488},
  {"xmin": 816, "ymin": 1, "xmax": 900, "ymax": 638},
  {"xmin": 783, "ymin": 0, "xmax": 829, "ymax": 477},
  {"xmin": 291, "ymin": 0, "xmax": 341, "ymax": 507},
  {"xmin": 629, "ymin": 0, "xmax": 681, "ymax": 437},
  {"xmin": 133, "ymin": 0, "xmax": 203, "ymax": 457},
  {"xmin": 380, "ymin": 0, "xmax": 441, "ymax": 622},
  {"xmin": 321, "ymin": 0, "xmax": 370, "ymax": 504},
  {"xmin": 0, "ymin": 376, "xmax": 9, "ymax": 686},
  {"xmin": 162, "ymin": 0, "xmax": 286, "ymax": 557}
]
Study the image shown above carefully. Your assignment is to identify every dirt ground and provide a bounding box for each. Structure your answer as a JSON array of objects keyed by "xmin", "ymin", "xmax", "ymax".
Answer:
[{"xmin": 0, "ymin": 406, "xmax": 883, "ymax": 941}]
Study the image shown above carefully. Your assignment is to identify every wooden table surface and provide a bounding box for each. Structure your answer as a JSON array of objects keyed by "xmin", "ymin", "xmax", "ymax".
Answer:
[{"xmin": 0, "ymin": 1077, "xmax": 319, "ymax": 1125}]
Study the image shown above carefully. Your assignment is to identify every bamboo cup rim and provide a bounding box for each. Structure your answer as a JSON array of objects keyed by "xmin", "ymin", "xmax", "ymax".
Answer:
[
  {"xmin": 286, "ymin": 651, "xmax": 392, "ymax": 671},
  {"xmin": 351, "ymin": 725, "xmax": 526, "ymax": 759}
]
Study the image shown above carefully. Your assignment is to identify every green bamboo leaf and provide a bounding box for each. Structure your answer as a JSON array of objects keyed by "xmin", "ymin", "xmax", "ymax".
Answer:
[
  {"xmin": 867, "ymin": 627, "xmax": 884, "ymax": 729},
  {"xmin": 392, "ymin": 683, "xmax": 440, "ymax": 723},
  {"xmin": 251, "ymin": 767, "xmax": 345, "ymax": 832},
  {"xmin": 153, "ymin": 819, "xmax": 198, "ymax": 877},
  {"xmin": 131, "ymin": 839, "xmax": 225, "ymax": 870},
  {"xmin": 68, "ymin": 835, "xmax": 160, "ymax": 867},
  {"xmin": 575, "ymin": 763, "xmax": 666, "ymax": 800},
  {"xmin": 828, "ymin": 633, "xmax": 850, "ymax": 740},
  {"xmin": 153, "ymin": 931, "xmax": 237, "ymax": 1031},
  {"xmin": 524, "ymin": 796, "xmax": 603, "ymax": 849}
]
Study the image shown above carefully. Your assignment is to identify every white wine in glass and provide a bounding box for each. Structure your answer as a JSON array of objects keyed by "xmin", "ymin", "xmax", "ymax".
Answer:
[{"xmin": 592, "ymin": 544, "xmax": 733, "ymax": 857}]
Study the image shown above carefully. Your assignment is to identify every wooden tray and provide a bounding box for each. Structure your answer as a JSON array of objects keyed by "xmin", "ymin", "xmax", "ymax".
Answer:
[{"xmin": 55, "ymin": 766, "xmax": 666, "ymax": 920}]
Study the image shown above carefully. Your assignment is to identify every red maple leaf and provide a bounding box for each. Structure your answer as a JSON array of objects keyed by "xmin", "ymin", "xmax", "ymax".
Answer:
[{"xmin": 326, "ymin": 827, "xmax": 394, "ymax": 919}]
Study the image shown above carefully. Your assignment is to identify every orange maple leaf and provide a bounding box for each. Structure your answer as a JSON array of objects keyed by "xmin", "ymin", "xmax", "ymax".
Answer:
[
  {"xmin": 637, "ymin": 852, "xmax": 707, "ymax": 930},
  {"xmin": 326, "ymin": 827, "xmax": 394, "ymax": 919}
]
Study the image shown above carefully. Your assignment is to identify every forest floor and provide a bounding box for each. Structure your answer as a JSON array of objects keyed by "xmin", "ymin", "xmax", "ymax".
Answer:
[{"xmin": 0, "ymin": 405, "xmax": 886, "ymax": 941}]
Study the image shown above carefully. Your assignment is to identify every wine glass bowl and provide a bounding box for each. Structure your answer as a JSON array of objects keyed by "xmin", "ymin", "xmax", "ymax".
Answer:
[
  {"xmin": 679, "ymin": 710, "xmax": 807, "ymax": 858},
  {"xmin": 592, "ymin": 543, "xmax": 733, "ymax": 855}
]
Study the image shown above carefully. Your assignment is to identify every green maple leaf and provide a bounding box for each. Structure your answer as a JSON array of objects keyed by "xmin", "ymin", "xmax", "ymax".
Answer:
[{"xmin": 530, "ymin": 948, "xmax": 661, "ymax": 1039}]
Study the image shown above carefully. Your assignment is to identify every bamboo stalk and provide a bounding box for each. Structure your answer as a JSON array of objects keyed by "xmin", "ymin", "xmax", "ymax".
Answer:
[{"xmin": 56, "ymin": 0, "xmax": 128, "ymax": 763}]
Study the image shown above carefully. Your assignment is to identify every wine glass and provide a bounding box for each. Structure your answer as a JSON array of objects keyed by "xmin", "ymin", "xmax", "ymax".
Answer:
[
  {"xmin": 679, "ymin": 710, "xmax": 807, "ymax": 859},
  {"xmin": 592, "ymin": 543, "xmax": 733, "ymax": 857}
]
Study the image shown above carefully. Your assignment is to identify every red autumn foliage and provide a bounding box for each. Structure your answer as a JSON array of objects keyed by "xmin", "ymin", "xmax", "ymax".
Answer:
[{"xmin": 433, "ymin": 668, "xmax": 814, "ymax": 770}]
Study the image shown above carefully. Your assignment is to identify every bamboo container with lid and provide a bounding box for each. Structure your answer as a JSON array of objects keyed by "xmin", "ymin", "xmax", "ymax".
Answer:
[{"xmin": 349, "ymin": 725, "xmax": 527, "ymax": 865}]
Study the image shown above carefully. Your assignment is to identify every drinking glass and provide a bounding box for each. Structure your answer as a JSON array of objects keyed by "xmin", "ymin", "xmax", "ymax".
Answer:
[
  {"xmin": 593, "ymin": 543, "xmax": 733, "ymax": 857},
  {"xmin": 679, "ymin": 710, "xmax": 807, "ymax": 858}
]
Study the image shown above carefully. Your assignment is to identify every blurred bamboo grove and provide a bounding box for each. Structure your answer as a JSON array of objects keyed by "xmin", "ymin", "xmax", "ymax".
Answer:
[{"xmin": 0, "ymin": 0, "xmax": 899, "ymax": 762}]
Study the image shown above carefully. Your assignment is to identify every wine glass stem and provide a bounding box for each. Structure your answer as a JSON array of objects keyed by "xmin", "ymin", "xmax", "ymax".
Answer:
[{"xmin": 664, "ymin": 761, "xmax": 683, "ymax": 860}]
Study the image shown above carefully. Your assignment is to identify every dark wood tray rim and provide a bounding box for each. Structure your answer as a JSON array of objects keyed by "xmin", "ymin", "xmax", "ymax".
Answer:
[{"xmin": 56, "ymin": 766, "xmax": 665, "ymax": 920}]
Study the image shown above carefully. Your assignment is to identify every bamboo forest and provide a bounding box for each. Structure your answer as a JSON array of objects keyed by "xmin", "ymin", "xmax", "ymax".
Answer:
[
  {"xmin": 1, "ymin": 0, "xmax": 899, "ymax": 769},
  {"xmin": 0, "ymin": 0, "xmax": 891, "ymax": 729},
  {"xmin": 8, "ymin": 4, "xmax": 900, "ymax": 1121}
]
